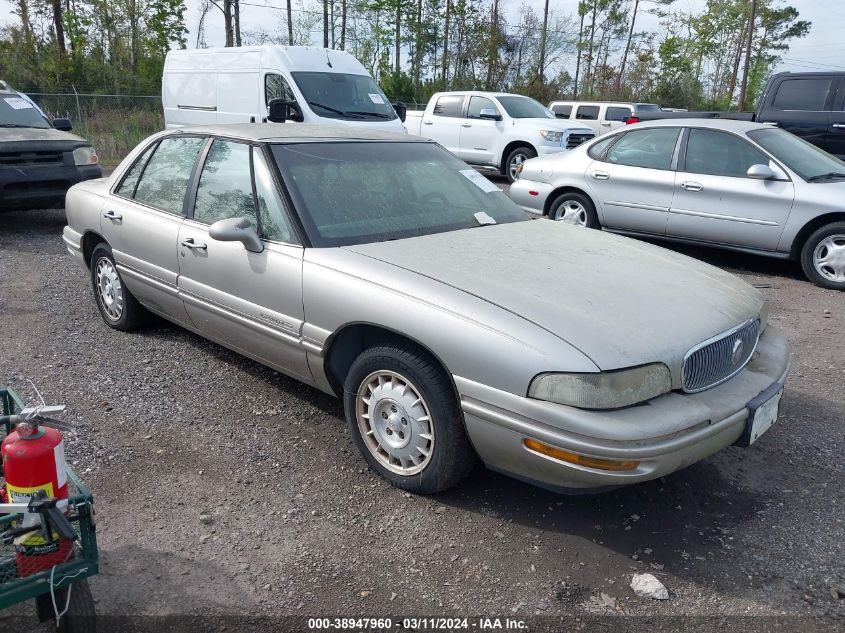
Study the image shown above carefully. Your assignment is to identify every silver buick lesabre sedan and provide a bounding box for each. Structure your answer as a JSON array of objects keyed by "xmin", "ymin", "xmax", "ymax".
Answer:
[
  {"xmin": 63, "ymin": 124, "xmax": 791, "ymax": 494},
  {"xmin": 510, "ymin": 119, "xmax": 845, "ymax": 291}
]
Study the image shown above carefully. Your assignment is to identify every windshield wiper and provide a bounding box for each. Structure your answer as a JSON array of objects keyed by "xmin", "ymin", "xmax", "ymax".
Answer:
[
  {"xmin": 344, "ymin": 111, "xmax": 392, "ymax": 119},
  {"xmin": 806, "ymin": 172, "xmax": 845, "ymax": 182},
  {"xmin": 307, "ymin": 101, "xmax": 364, "ymax": 119}
]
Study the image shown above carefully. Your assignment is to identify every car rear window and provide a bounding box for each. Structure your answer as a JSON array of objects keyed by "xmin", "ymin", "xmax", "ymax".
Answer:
[
  {"xmin": 551, "ymin": 104, "xmax": 572, "ymax": 118},
  {"xmin": 576, "ymin": 105, "xmax": 599, "ymax": 120},
  {"xmin": 772, "ymin": 79, "xmax": 832, "ymax": 111},
  {"xmin": 605, "ymin": 106, "xmax": 632, "ymax": 122},
  {"xmin": 433, "ymin": 95, "xmax": 464, "ymax": 117}
]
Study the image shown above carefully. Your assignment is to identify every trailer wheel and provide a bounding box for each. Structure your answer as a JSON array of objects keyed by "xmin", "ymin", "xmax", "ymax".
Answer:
[{"xmin": 36, "ymin": 579, "xmax": 96, "ymax": 633}]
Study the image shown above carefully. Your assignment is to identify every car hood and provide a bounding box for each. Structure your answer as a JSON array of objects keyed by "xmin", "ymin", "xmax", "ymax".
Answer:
[
  {"xmin": 344, "ymin": 220, "xmax": 763, "ymax": 376},
  {"xmin": 0, "ymin": 127, "xmax": 88, "ymax": 144}
]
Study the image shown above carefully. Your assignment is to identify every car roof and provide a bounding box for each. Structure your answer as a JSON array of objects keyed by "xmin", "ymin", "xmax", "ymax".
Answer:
[
  {"xmin": 166, "ymin": 123, "xmax": 423, "ymax": 143},
  {"xmin": 629, "ymin": 118, "xmax": 770, "ymax": 133}
]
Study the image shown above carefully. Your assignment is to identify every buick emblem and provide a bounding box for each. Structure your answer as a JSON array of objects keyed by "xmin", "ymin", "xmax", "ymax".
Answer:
[{"xmin": 731, "ymin": 339, "xmax": 745, "ymax": 365}]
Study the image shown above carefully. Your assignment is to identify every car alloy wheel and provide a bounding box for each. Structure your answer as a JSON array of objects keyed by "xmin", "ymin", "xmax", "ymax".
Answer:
[
  {"xmin": 509, "ymin": 153, "xmax": 528, "ymax": 181},
  {"xmin": 552, "ymin": 199, "xmax": 588, "ymax": 225},
  {"xmin": 94, "ymin": 257, "xmax": 125, "ymax": 321},
  {"xmin": 813, "ymin": 234, "xmax": 845, "ymax": 283},
  {"xmin": 355, "ymin": 370, "xmax": 434, "ymax": 476}
]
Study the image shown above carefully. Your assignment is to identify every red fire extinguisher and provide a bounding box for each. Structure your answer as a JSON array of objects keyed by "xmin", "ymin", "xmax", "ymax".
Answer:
[{"xmin": 1, "ymin": 405, "xmax": 73, "ymax": 576}]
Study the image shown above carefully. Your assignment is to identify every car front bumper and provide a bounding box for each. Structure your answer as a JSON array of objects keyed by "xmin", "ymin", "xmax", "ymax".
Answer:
[
  {"xmin": 456, "ymin": 325, "xmax": 791, "ymax": 492},
  {"xmin": 0, "ymin": 163, "xmax": 101, "ymax": 210}
]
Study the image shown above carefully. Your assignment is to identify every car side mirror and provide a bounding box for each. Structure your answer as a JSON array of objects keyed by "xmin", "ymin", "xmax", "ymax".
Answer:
[
  {"xmin": 392, "ymin": 102, "xmax": 407, "ymax": 122},
  {"xmin": 267, "ymin": 98, "xmax": 303, "ymax": 123},
  {"xmin": 747, "ymin": 164, "xmax": 778, "ymax": 180},
  {"xmin": 479, "ymin": 108, "xmax": 502, "ymax": 121},
  {"xmin": 52, "ymin": 118, "xmax": 72, "ymax": 132},
  {"xmin": 209, "ymin": 217, "xmax": 264, "ymax": 253}
]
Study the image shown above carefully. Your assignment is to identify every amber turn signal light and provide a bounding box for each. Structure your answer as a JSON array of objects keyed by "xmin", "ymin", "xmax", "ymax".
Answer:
[{"xmin": 523, "ymin": 438, "xmax": 640, "ymax": 472}]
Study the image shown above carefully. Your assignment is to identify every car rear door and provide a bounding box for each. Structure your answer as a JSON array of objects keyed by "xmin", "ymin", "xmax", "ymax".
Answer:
[
  {"xmin": 420, "ymin": 95, "xmax": 465, "ymax": 156},
  {"xmin": 573, "ymin": 104, "xmax": 601, "ymax": 135},
  {"xmin": 603, "ymin": 105, "xmax": 633, "ymax": 133},
  {"xmin": 585, "ymin": 126, "xmax": 681, "ymax": 235},
  {"xmin": 176, "ymin": 138, "xmax": 310, "ymax": 380},
  {"xmin": 102, "ymin": 135, "xmax": 205, "ymax": 325},
  {"xmin": 759, "ymin": 75, "xmax": 835, "ymax": 152},
  {"xmin": 668, "ymin": 127, "xmax": 794, "ymax": 250}
]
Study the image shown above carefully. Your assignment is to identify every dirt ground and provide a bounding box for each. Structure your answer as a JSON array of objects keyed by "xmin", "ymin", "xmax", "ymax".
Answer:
[{"xmin": 1, "ymin": 199, "xmax": 843, "ymax": 632}]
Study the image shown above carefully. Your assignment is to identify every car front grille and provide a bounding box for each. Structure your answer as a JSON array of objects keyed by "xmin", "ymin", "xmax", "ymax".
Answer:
[
  {"xmin": 0, "ymin": 151, "xmax": 64, "ymax": 166},
  {"xmin": 682, "ymin": 319, "xmax": 760, "ymax": 392},
  {"xmin": 566, "ymin": 133, "xmax": 595, "ymax": 149}
]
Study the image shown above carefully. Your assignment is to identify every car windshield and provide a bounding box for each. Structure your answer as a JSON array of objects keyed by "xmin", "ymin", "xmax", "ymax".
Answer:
[
  {"xmin": 290, "ymin": 72, "xmax": 397, "ymax": 121},
  {"xmin": 0, "ymin": 94, "xmax": 50, "ymax": 128},
  {"xmin": 272, "ymin": 141, "xmax": 529, "ymax": 247},
  {"xmin": 748, "ymin": 127, "xmax": 845, "ymax": 182},
  {"xmin": 495, "ymin": 96, "xmax": 554, "ymax": 119}
]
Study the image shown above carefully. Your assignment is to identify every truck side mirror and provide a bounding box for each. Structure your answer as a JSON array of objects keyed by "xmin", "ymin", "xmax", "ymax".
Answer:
[
  {"xmin": 52, "ymin": 118, "xmax": 72, "ymax": 131},
  {"xmin": 267, "ymin": 99, "xmax": 303, "ymax": 123},
  {"xmin": 392, "ymin": 102, "xmax": 407, "ymax": 123},
  {"xmin": 478, "ymin": 108, "xmax": 503, "ymax": 121}
]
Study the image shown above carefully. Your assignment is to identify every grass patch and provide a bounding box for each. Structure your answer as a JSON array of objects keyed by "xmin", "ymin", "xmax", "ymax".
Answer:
[{"xmin": 76, "ymin": 109, "xmax": 163, "ymax": 167}]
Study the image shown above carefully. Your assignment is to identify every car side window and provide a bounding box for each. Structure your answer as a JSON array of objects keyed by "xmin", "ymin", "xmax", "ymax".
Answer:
[
  {"xmin": 467, "ymin": 96, "xmax": 498, "ymax": 119},
  {"xmin": 588, "ymin": 134, "xmax": 620, "ymax": 159},
  {"xmin": 115, "ymin": 143, "xmax": 155, "ymax": 198},
  {"xmin": 433, "ymin": 95, "xmax": 464, "ymax": 117},
  {"xmin": 605, "ymin": 106, "xmax": 632, "ymax": 122},
  {"xmin": 551, "ymin": 104, "xmax": 572, "ymax": 119},
  {"xmin": 576, "ymin": 105, "xmax": 599, "ymax": 120},
  {"xmin": 253, "ymin": 149, "xmax": 295, "ymax": 243},
  {"xmin": 265, "ymin": 73, "xmax": 296, "ymax": 106},
  {"xmin": 684, "ymin": 128, "xmax": 769, "ymax": 178},
  {"xmin": 605, "ymin": 127, "xmax": 680, "ymax": 170},
  {"xmin": 193, "ymin": 140, "xmax": 257, "ymax": 228},
  {"xmin": 772, "ymin": 78, "xmax": 832, "ymax": 111},
  {"xmin": 132, "ymin": 136, "xmax": 205, "ymax": 215}
]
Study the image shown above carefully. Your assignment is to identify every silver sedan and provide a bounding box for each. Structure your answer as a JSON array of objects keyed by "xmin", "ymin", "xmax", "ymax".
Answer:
[
  {"xmin": 63, "ymin": 124, "xmax": 790, "ymax": 494},
  {"xmin": 510, "ymin": 119, "xmax": 845, "ymax": 290}
]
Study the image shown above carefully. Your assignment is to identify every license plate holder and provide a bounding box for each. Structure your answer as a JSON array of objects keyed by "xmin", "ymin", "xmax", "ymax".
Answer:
[{"xmin": 735, "ymin": 382, "xmax": 783, "ymax": 447}]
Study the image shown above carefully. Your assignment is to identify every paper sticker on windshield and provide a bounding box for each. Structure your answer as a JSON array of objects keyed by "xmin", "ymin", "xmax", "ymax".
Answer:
[
  {"xmin": 4, "ymin": 97, "xmax": 34, "ymax": 110},
  {"xmin": 368, "ymin": 93, "xmax": 385, "ymax": 105},
  {"xmin": 460, "ymin": 169, "xmax": 501, "ymax": 193}
]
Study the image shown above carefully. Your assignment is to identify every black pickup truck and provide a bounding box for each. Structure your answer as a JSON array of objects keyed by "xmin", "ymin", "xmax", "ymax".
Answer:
[
  {"xmin": 0, "ymin": 86, "xmax": 102, "ymax": 210},
  {"xmin": 631, "ymin": 72, "xmax": 845, "ymax": 158}
]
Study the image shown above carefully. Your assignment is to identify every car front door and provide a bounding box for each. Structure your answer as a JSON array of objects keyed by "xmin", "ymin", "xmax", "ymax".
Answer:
[
  {"xmin": 668, "ymin": 128, "xmax": 795, "ymax": 250},
  {"xmin": 176, "ymin": 138, "xmax": 310, "ymax": 380},
  {"xmin": 102, "ymin": 135, "xmax": 205, "ymax": 325},
  {"xmin": 459, "ymin": 95, "xmax": 501, "ymax": 165},
  {"xmin": 421, "ymin": 95, "xmax": 465, "ymax": 156},
  {"xmin": 586, "ymin": 126, "xmax": 681, "ymax": 235}
]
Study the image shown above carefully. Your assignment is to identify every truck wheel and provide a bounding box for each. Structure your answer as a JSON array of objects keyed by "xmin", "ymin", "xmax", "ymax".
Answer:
[
  {"xmin": 343, "ymin": 342, "xmax": 477, "ymax": 494},
  {"xmin": 90, "ymin": 243, "xmax": 149, "ymax": 330},
  {"xmin": 548, "ymin": 191, "xmax": 599, "ymax": 228},
  {"xmin": 504, "ymin": 146, "xmax": 537, "ymax": 183},
  {"xmin": 800, "ymin": 222, "xmax": 845, "ymax": 290}
]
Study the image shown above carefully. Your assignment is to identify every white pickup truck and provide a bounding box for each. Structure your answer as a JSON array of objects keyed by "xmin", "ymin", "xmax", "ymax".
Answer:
[{"xmin": 406, "ymin": 91, "xmax": 595, "ymax": 182}]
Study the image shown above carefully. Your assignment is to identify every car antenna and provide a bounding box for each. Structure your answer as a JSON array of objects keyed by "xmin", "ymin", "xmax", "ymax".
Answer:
[{"xmin": 325, "ymin": 48, "xmax": 333, "ymax": 68}]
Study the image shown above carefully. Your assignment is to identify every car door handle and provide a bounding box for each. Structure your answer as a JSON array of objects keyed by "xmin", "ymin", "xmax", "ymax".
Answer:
[
  {"xmin": 461, "ymin": 123, "xmax": 472, "ymax": 128},
  {"xmin": 601, "ymin": 122, "xmax": 611, "ymax": 126},
  {"xmin": 681, "ymin": 181, "xmax": 703, "ymax": 192},
  {"xmin": 833, "ymin": 123, "xmax": 845, "ymax": 129},
  {"xmin": 180, "ymin": 238, "xmax": 207, "ymax": 250},
  {"xmin": 591, "ymin": 171, "xmax": 610, "ymax": 180},
  {"xmin": 102, "ymin": 210, "xmax": 122, "ymax": 220},
  {"xmin": 423, "ymin": 120, "xmax": 433, "ymax": 125}
]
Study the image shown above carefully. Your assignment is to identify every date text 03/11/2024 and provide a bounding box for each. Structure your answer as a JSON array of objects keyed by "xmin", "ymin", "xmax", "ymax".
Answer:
[{"xmin": 307, "ymin": 617, "xmax": 529, "ymax": 630}]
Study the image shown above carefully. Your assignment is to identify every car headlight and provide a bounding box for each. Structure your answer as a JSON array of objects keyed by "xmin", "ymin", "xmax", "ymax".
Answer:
[
  {"xmin": 528, "ymin": 363, "xmax": 672, "ymax": 409},
  {"xmin": 73, "ymin": 146, "xmax": 98, "ymax": 166},
  {"xmin": 539, "ymin": 130, "xmax": 564, "ymax": 144}
]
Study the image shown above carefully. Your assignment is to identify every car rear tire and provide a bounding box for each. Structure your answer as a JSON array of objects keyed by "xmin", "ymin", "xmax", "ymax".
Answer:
[
  {"xmin": 90, "ymin": 243, "xmax": 149, "ymax": 330},
  {"xmin": 800, "ymin": 222, "xmax": 845, "ymax": 290},
  {"xmin": 504, "ymin": 146, "xmax": 537, "ymax": 183},
  {"xmin": 343, "ymin": 342, "xmax": 477, "ymax": 494},
  {"xmin": 548, "ymin": 191, "xmax": 599, "ymax": 228}
]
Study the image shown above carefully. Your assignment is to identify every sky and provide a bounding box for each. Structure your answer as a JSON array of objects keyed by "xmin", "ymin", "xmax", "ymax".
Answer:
[{"xmin": 1, "ymin": 0, "xmax": 843, "ymax": 76}]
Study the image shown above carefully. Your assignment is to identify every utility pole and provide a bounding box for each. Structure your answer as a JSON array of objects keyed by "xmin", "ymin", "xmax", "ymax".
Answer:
[
  {"xmin": 738, "ymin": 0, "xmax": 757, "ymax": 112},
  {"xmin": 323, "ymin": 0, "xmax": 329, "ymax": 48}
]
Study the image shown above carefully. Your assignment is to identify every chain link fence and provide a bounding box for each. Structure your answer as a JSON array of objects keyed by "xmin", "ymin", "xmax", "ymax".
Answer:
[{"xmin": 24, "ymin": 93, "xmax": 164, "ymax": 167}]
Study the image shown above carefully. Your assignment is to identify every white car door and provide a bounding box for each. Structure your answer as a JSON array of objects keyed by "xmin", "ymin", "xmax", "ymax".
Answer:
[
  {"xmin": 459, "ymin": 95, "xmax": 502, "ymax": 166},
  {"xmin": 421, "ymin": 95, "xmax": 465, "ymax": 156},
  {"xmin": 176, "ymin": 139, "xmax": 310, "ymax": 380},
  {"xmin": 585, "ymin": 126, "xmax": 682, "ymax": 235},
  {"xmin": 102, "ymin": 135, "xmax": 205, "ymax": 325},
  {"xmin": 668, "ymin": 128, "xmax": 795, "ymax": 250}
]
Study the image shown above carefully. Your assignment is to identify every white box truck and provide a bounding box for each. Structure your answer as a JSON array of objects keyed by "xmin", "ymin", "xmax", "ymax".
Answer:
[{"xmin": 162, "ymin": 45, "xmax": 406, "ymax": 132}]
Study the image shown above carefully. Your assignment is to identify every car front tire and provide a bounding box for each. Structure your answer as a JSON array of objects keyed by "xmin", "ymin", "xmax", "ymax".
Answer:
[
  {"xmin": 343, "ymin": 343, "xmax": 477, "ymax": 494},
  {"xmin": 800, "ymin": 222, "xmax": 845, "ymax": 290},
  {"xmin": 548, "ymin": 191, "xmax": 599, "ymax": 228},
  {"xmin": 505, "ymin": 146, "xmax": 537, "ymax": 183},
  {"xmin": 90, "ymin": 243, "xmax": 149, "ymax": 330}
]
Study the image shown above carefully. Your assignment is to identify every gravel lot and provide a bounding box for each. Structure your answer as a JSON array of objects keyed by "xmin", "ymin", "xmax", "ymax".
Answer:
[{"xmin": 1, "ymin": 194, "xmax": 843, "ymax": 630}]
